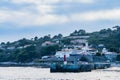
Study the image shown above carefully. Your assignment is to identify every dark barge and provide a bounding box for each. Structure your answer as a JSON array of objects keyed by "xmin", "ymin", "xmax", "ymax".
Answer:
[
  {"xmin": 50, "ymin": 54, "xmax": 111, "ymax": 72},
  {"xmin": 50, "ymin": 62, "xmax": 110, "ymax": 72}
]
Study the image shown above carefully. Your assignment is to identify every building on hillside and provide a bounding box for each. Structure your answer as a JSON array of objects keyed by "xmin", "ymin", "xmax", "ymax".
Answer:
[
  {"xmin": 55, "ymin": 41, "xmax": 97, "ymax": 58},
  {"xmin": 54, "ymin": 35, "xmax": 97, "ymax": 61},
  {"xmin": 17, "ymin": 46, "xmax": 23, "ymax": 49},
  {"xmin": 70, "ymin": 39, "xmax": 87, "ymax": 45},
  {"xmin": 23, "ymin": 44, "xmax": 31, "ymax": 48},
  {"xmin": 42, "ymin": 41, "xmax": 56, "ymax": 46},
  {"xmin": 101, "ymin": 48, "xmax": 117, "ymax": 62},
  {"xmin": 66, "ymin": 36, "xmax": 90, "ymax": 39},
  {"xmin": 55, "ymin": 48, "xmax": 73, "ymax": 58},
  {"xmin": 7, "ymin": 46, "xmax": 15, "ymax": 50},
  {"xmin": 104, "ymin": 52, "xmax": 117, "ymax": 62}
]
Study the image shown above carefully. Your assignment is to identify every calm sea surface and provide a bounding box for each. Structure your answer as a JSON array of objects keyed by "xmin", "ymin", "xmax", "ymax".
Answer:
[{"xmin": 0, "ymin": 67, "xmax": 120, "ymax": 80}]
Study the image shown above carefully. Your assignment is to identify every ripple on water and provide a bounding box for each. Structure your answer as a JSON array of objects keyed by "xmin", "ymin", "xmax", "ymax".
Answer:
[{"xmin": 0, "ymin": 67, "xmax": 119, "ymax": 80}]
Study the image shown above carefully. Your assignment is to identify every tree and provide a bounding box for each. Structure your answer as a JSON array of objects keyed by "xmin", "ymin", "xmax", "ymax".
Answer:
[
  {"xmin": 6, "ymin": 42, "xmax": 10, "ymax": 46},
  {"xmin": 78, "ymin": 29, "xmax": 86, "ymax": 35},
  {"xmin": 16, "ymin": 45, "xmax": 38, "ymax": 62},
  {"xmin": 113, "ymin": 25, "xmax": 120, "ymax": 30},
  {"xmin": 96, "ymin": 52, "xmax": 101, "ymax": 56},
  {"xmin": 61, "ymin": 38, "xmax": 71, "ymax": 45},
  {"xmin": 70, "ymin": 30, "xmax": 78, "ymax": 36},
  {"xmin": 70, "ymin": 29, "xmax": 86, "ymax": 36},
  {"xmin": 58, "ymin": 34, "xmax": 63, "ymax": 38},
  {"xmin": 43, "ymin": 35, "xmax": 51, "ymax": 41},
  {"xmin": 116, "ymin": 54, "xmax": 120, "ymax": 61},
  {"xmin": 0, "ymin": 52, "xmax": 10, "ymax": 62},
  {"xmin": 40, "ymin": 45, "xmax": 60, "ymax": 56},
  {"xmin": 80, "ymin": 56, "xmax": 88, "ymax": 62},
  {"xmin": 1, "ymin": 42, "xmax": 5, "ymax": 45},
  {"xmin": 18, "ymin": 38, "xmax": 32, "ymax": 47},
  {"xmin": 34, "ymin": 36, "xmax": 38, "ymax": 41}
]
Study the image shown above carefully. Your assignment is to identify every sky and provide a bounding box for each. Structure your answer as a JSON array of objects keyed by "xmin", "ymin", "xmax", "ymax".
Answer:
[{"xmin": 0, "ymin": 0, "xmax": 120, "ymax": 42}]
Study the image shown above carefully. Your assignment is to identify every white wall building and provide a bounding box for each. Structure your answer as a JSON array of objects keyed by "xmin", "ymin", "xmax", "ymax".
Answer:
[
  {"xmin": 55, "ymin": 49, "xmax": 73, "ymax": 58},
  {"xmin": 55, "ymin": 42, "xmax": 96, "ymax": 58}
]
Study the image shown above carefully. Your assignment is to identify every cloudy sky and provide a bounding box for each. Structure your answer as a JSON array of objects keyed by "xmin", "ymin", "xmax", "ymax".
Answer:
[{"xmin": 0, "ymin": 0, "xmax": 120, "ymax": 42}]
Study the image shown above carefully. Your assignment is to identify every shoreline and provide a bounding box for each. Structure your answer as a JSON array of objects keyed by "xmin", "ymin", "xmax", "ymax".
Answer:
[
  {"xmin": 0, "ymin": 62, "xmax": 50, "ymax": 68},
  {"xmin": 0, "ymin": 62, "xmax": 120, "ymax": 68}
]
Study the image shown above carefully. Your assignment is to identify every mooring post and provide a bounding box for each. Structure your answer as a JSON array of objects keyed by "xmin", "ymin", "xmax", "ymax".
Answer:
[{"xmin": 64, "ymin": 54, "xmax": 67, "ymax": 65}]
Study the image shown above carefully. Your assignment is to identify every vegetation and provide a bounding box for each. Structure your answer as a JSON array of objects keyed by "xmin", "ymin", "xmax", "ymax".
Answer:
[
  {"xmin": 88, "ymin": 26, "xmax": 120, "ymax": 53},
  {"xmin": 80, "ymin": 56, "xmax": 88, "ymax": 62},
  {"xmin": 95, "ymin": 52, "xmax": 101, "ymax": 56},
  {"xmin": 116, "ymin": 54, "xmax": 120, "ymax": 61},
  {"xmin": 0, "ymin": 26, "xmax": 120, "ymax": 62}
]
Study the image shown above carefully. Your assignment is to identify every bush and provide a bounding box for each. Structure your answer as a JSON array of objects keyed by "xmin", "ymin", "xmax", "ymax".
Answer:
[
  {"xmin": 116, "ymin": 54, "xmax": 120, "ymax": 61},
  {"xmin": 96, "ymin": 52, "xmax": 101, "ymax": 56},
  {"xmin": 80, "ymin": 56, "xmax": 88, "ymax": 62}
]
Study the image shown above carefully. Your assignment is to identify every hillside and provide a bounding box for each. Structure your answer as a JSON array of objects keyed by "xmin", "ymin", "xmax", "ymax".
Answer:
[{"xmin": 0, "ymin": 26, "xmax": 120, "ymax": 62}]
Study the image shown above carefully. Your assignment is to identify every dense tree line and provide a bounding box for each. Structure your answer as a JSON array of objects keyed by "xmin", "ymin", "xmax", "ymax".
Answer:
[
  {"xmin": 88, "ymin": 26, "xmax": 120, "ymax": 53},
  {"xmin": 0, "ymin": 34, "xmax": 62, "ymax": 62}
]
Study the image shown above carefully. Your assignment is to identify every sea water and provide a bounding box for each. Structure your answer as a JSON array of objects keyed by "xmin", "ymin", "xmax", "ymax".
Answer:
[{"xmin": 0, "ymin": 67, "xmax": 120, "ymax": 80}]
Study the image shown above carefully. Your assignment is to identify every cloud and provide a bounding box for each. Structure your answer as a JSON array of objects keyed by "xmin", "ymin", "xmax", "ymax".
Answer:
[
  {"xmin": 11, "ymin": 0, "xmax": 56, "ymax": 14},
  {"xmin": 11, "ymin": 0, "xmax": 94, "ymax": 4},
  {"xmin": 0, "ymin": 9, "xmax": 68, "ymax": 27},
  {"xmin": 71, "ymin": 9, "xmax": 120, "ymax": 22},
  {"xmin": 64, "ymin": 0, "xmax": 94, "ymax": 4},
  {"xmin": 1, "ymin": 8, "xmax": 120, "ymax": 27},
  {"xmin": 11, "ymin": 0, "xmax": 60, "ymax": 4},
  {"xmin": 78, "ymin": 0, "xmax": 94, "ymax": 3},
  {"xmin": 0, "ymin": 0, "xmax": 69, "ymax": 26},
  {"xmin": 3, "ymin": 0, "xmax": 120, "ymax": 27},
  {"xmin": 10, "ymin": 0, "xmax": 95, "ymax": 13},
  {"xmin": 0, "ymin": 0, "xmax": 96, "ymax": 27}
]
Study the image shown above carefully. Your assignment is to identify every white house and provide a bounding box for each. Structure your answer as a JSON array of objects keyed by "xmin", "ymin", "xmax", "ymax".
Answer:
[
  {"xmin": 55, "ymin": 49, "xmax": 73, "ymax": 58},
  {"xmin": 42, "ymin": 41, "xmax": 55, "ymax": 46}
]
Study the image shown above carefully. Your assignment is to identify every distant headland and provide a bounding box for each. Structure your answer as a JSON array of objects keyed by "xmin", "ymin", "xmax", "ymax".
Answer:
[{"xmin": 0, "ymin": 25, "xmax": 120, "ymax": 63}]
